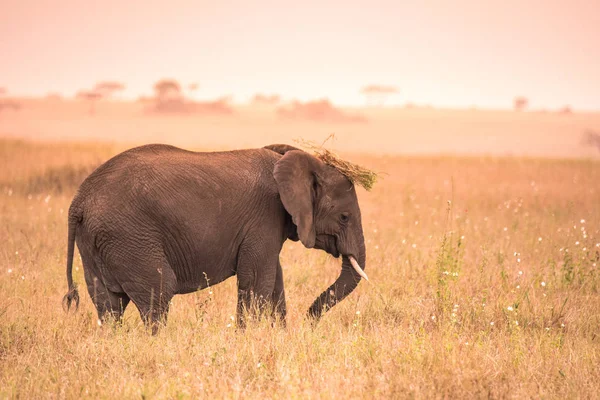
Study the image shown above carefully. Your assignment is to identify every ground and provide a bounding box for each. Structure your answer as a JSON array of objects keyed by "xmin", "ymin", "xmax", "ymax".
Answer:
[{"xmin": 0, "ymin": 139, "xmax": 599, "ymax": 398}]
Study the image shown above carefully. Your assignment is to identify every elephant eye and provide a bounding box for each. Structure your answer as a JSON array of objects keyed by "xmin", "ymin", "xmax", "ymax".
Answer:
[{"xmin": 340, "ymin": 213, "xmax": 350, "ymax": 223}]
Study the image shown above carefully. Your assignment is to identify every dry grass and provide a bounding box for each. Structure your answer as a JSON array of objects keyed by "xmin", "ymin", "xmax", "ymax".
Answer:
[
  {"xmin": 295, "ymin": 136, "xmax": 379, "ymax": 190},
  {"xmin": 1, "ymin": 139, "xmax": 599, "ymax": 399}
]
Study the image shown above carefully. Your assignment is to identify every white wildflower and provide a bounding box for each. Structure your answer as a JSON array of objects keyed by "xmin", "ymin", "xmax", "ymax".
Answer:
[{"xmin": 507, "ymin": 306, "xmax": 514, "ymax": 311}]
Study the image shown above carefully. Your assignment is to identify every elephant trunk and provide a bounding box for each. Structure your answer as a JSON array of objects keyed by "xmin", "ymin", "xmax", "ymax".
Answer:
[{"xmin": 307, "ymin": 235, "xmax": 366, "ymax": 320}]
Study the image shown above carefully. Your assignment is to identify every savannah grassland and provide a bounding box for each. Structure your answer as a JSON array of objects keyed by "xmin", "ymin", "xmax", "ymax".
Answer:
[{"xmin": 1, "ymin": 105, "xmax": 600, "ymax": 399}]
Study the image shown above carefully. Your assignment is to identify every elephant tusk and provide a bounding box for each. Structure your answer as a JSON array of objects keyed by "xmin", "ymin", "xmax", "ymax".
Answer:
[{"xmin": 349, "ymin": 256, "xmax": 369, "ymax": 281}]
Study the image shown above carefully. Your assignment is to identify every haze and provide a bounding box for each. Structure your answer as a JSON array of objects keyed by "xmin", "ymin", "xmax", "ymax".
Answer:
[{"xmin": 2, "ymin": 0, "xmax": 599, "ymax": 109}]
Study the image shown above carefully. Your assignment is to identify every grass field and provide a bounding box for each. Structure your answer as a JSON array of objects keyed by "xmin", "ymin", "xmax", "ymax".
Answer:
[{"xmin": 1, "ymin": 139, "xmax": 599, "ymax": 398}]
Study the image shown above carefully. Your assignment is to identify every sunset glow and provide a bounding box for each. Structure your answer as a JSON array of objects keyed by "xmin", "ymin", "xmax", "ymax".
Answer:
[{"xmin": 1, "ymin": 0, "xmax": 599, "ymax": 109}]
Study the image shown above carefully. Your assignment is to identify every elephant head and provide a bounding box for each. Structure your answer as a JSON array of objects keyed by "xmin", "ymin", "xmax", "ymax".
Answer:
[{"xmin": 272, "ymin": 148, "xmax": 368, "ymax": 320}]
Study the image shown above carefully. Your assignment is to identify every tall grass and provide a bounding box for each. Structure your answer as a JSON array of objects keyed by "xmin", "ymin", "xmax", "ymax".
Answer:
[{"xmin": 1, "ymin": 140, "xmax": 599, "ymax": 398}]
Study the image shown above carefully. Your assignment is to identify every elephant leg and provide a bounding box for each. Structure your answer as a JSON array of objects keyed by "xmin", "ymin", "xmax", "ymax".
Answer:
[
  {"xmin": 117, "ymin": 252, "xmax": 178, "ymax": 335},
  {"xmin": 236, "ymin": 237, "xmax": 279, "ymax": 328},
  {"xmin": 272, "ymin": 260, "xmax": 287, "ymax": 326},
  {"xmin": 84, "ymin": 267, "xmax": 130, "ymax": 323}
]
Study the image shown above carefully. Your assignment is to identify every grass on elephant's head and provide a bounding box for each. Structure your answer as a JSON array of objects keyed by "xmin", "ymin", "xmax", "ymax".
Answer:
[
  {"xmin": 1, "ymin": 138, "xmax": 600, "ymax": 399},
  {"xmin": 294, "ymin": 135, "xmax": 380, "ymax": 191}
]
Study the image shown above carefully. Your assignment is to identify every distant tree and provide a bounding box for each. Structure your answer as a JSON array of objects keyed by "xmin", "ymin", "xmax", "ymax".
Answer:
[
  {"xmin": 148, "ymin": 79, "xmax": 235, "ymax": 115},
  {"xmin": 76, "ymin": 90, "xmax": 103, "ymax": 115},
  {"xmin": 153, "ymin": 79, "xmax": 182, "ymax": 101},
  {"xmin": 360, "ymin": 85, "xmax": 399, "ymax": 106},
  {"xmin": 151, "ymin": 79, "xmax": 192, "ymax": 113},
  {"xmin": 514, "ymin": 96, "xmax": 528, "ymax": 111},
  {"xmin": 94, "ymin": 81, "xmax": 125, "ymax": 98}
]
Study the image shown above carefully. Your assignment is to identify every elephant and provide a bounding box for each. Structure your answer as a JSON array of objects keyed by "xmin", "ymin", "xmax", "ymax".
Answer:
[{"xmin": 62, "ymin": 143, "xmax": 368, "ymax": 333}]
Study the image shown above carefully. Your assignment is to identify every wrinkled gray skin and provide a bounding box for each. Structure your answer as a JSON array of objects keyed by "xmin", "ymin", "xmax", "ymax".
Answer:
[{"xmin": 63, "ymin": 144, "xmax": 366, "ymax": 333}]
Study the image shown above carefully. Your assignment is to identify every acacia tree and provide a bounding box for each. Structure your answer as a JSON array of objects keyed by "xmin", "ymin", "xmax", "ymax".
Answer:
[
  {"xmin": 154, "ymin": 79, "xmax": 182, "ymax": 101},
  {"xmin": 152, "ymin": 79, "xmax": 188, "ymax": 113},
  {"xmin": 94, "ymin": 81, "xmax": 125, "ymax": 99}
]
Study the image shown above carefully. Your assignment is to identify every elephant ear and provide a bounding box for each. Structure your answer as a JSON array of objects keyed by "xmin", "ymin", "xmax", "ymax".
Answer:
[{"xmin": 273, "ymin": 150, "xmax": 320, "ymax": 248}]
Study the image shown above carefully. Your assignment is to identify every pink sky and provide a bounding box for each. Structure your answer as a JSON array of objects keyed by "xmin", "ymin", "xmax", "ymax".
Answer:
[{"xmin": 1, "ymin": 0, "xmax": 599, "ymax": 109}]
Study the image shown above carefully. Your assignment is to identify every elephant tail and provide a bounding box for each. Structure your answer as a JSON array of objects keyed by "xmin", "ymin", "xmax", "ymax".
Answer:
[{"xmin": 62, "ymin": 206, "xmax": 82, "ymax": 312}]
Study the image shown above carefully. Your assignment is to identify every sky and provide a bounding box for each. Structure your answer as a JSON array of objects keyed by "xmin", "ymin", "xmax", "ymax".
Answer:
[{"xmin": 1, "ymin": 0, "xmax": 599, "ymax": 109}]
